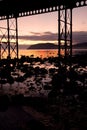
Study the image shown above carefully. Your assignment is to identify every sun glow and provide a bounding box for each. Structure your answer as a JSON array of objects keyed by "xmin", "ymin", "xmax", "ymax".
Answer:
[{"xmin": 18, "ymin": 39, "xmax": 58, "ymax": 45}]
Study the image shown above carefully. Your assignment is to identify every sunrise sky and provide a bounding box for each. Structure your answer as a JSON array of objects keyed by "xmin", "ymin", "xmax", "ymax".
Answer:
[{"xmin": 0, "ymin": 6, "xmax": 87, "ymax": 45}]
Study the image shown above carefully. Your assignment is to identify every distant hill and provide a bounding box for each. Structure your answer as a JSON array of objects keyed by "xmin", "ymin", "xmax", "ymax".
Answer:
[
  {"xmin": 27, "ymin": 42, "xmax": 87, "ymax": 50},
  {"xmin": 73, "ymin": 42, "xmax": 87, "ymax": 49},
  {"xmin": 27, "ymin": 43, "xmax": 58, "ymax": 49}
]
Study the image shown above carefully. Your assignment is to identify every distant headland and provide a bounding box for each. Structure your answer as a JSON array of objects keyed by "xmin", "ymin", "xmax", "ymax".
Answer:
[
  {"xmin": 26, "ymin": 42, "xmax": 87, "ymax": 50},
  {"xmin": 27, "ymin": 43, "xmax": 58, "ymax": 49}
]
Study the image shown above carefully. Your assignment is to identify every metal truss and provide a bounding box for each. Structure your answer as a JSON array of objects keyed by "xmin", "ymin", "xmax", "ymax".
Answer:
[
  {"xmin": 0, "ymin": 17, "xmax": 18, "ymax": 59},
  {"xmin": 0, "ymin": 0, "xmax": 86, "ymax": 60},
  {"xmin": 0, "ymin": 1, "xmax": 87, "ymax": 20},
  {"xmin": 76, "ymin": 0, "xmax": 87, "ymax": 7},
  {"xmin": 58, "ymin": 7, "xmax": 72, "ymax": 58}
]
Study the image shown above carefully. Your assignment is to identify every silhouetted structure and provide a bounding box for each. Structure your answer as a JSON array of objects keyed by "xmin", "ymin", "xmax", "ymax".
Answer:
[{"xmin": 0, "ymin": 0, "xmax": 87, "ymax": 59}]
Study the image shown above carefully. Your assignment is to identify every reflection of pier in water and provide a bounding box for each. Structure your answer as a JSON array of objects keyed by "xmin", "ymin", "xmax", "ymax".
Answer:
[{"xmin": 0, "ymin": 0, "xmax": 87, "ymax": 59}]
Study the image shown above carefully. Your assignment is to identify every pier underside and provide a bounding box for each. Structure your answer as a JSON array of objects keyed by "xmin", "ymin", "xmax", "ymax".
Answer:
[{"xmin": 0, "ymin": 0, "xmax": 87, "ymax": 59}]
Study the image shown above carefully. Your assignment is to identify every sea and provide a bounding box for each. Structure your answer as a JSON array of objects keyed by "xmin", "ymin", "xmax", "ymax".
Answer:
[
  {"xmin": 19, "ymin": 49, "xmax": 87, "ymax": 59},
  {"xmin": 1, "ymin": 49, "xmax": 87, "ymax": 59}
]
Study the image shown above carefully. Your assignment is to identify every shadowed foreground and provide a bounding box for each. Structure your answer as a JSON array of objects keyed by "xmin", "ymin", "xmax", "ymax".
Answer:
[
  {"xmin": 0, "ymin": 54, "xmax": 87, "ymax": 130},
  {"xmin": 0, "ymin": 105, "xmax": 47, "ymax": 130}
]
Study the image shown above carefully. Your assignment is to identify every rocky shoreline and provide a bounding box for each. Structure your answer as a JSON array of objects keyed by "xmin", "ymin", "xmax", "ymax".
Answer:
[{"xmin": 0, "ymin": 54, "xmax": 87, "ymax": 129}]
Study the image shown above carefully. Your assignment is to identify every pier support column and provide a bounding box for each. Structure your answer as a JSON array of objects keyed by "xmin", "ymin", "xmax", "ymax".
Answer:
[
  {"xmin": 58, "ymin": 7, "xmax": 72, "ymax": 58},
  {"xmin": 0, "ymin": 17, "xmax": 18, "ymax": 59}
]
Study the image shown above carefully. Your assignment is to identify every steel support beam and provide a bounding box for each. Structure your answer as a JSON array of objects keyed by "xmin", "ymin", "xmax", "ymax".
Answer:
[
  {"xmin": 58, "ymin": 7, "xmax": 72, "ymax": 58},
  {"xmin": 0, "ymin": 17, "xmax": 18, "ymax": 59},
  {"xmin": 0, "ymin": 0, "xmax": 87, "ymax": 20}
]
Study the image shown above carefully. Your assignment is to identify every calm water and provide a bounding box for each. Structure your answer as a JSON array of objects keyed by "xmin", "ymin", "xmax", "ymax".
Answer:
[
  {"xmin": 19, "ymin": 49, "xmax": 58, "ymax": 58},
  {"xmin": 1, "ymin": 49, "xmax": 87, "ymax": 59},
  {"xmin": 19, "ymin": 49, "xmax": 87, "ymax": 58}
]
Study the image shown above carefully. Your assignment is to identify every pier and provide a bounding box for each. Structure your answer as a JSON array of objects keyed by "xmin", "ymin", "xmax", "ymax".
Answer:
[{"xmin": 0, "ymin": 0, "xmax": 87, "ymax": 59}]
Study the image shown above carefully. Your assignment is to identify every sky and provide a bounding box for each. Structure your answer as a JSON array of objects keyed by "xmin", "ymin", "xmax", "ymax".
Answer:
[{"xmin": 0, "ymin": 6, "xmax": 87, "ymax": 45}]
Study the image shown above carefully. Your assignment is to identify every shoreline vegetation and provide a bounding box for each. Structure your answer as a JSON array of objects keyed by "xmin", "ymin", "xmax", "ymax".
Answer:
[{"xmin": 0, "ymin": 53, "xmax": 87, "ymax": 129}]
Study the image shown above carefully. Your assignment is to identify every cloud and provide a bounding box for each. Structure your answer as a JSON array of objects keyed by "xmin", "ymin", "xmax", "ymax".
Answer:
[
  {"xmin": 19, "ymin": 31, "xmax": 87, "ymax": 43},
  {"xmin": 29, "ymin": 32, "xmax": 41, "ymax": 35},
  {"xmin": 72, "ymin": 31, "xmax": 87, "ymax": 43},
  {"xmin": 0, "ymin": 31, "xmax": 87, "ymax": 44},
  {"xmin": 18, "ymin": 32, "xmax": 58, "ymax": 41}
]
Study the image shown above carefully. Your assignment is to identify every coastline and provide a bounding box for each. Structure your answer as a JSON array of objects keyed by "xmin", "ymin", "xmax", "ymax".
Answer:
[{"xmin": 0, "ymin": 54, "xmax": 87, "ymax": 129}]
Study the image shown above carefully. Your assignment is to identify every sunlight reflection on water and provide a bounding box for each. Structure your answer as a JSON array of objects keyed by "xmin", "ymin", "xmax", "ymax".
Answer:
[
  {"xmin": 19, "ymin": 49, "xmax": 58, "ymax": 58},
  {"xmin": 1, "ymin": 49, "xmax": 87, "ymax": 59},
  {"xmin": 19, "ymin": 49, "xmax": 87, "ymax": 58}
]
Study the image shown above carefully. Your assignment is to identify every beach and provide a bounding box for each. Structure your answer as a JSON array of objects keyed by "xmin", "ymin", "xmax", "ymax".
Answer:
[{"xmin": 0, "ymin": 53, "xmax": 87, "ymax": 130}]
